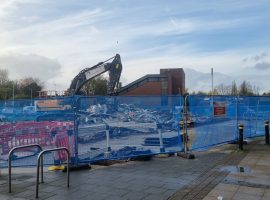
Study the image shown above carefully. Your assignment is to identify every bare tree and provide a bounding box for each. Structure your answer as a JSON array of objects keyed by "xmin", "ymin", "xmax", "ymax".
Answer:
[
  {"xmin": 215, "ymin": 83, "xmax": 231, "ymax": 95},
  {"xmin": 17, "ymin": 77, "xmax": 44, "ymax": 99},
  {"xmin": 191, "ymin": 80, "xmax": 260, "ymax": 96},
  {"xmin": 238, "ymin": 81, "xmax": 253, "ymax": 96},
  {"xmin": 252, "ymin": 85, "xmax": 260, "ymax": 95},
  {"xmin": 0, "ymin": 69, "xmax": 9, "ymax": 85},
  {"xmin": 231, "ymin": 81, "xmax": 238, "ymax": 96}
]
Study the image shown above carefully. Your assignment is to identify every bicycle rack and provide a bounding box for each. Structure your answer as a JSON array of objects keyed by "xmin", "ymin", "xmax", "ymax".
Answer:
[
  {"xmin": 8, "ymin": 144, "xmax": 43, "ymax": 193},
  {"xmin": 36, "ymin": 147, "xmax": 70, "ymax": 199}
]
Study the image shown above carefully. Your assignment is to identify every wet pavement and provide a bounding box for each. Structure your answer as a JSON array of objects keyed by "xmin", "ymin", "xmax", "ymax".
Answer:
[
  {"xmin": 202, "ymin": 139, "xmax": 270, "ymax": 200},
  {"xmin": 0, "ymin": 137, "xmax": 269, "ymax": 200}
]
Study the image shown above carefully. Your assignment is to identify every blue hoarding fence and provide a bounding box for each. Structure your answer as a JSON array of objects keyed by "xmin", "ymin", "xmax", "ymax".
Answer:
[
  {"xmin": 75, "ymin": 96, "xmax": 183, "ymax": 164},
  {"xmin": 0, "ymin": 95, "xmax": 270, "ymax": 168}
]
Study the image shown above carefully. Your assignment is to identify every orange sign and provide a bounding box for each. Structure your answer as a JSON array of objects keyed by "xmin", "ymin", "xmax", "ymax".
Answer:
[{"xmin": 35, "ymin": 100, "xmax": 71, "ymax": 111}]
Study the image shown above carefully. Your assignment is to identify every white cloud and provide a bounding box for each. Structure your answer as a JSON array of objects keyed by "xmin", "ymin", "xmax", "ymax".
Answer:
[
  {"xmin": 0, "ymin": 8, "xmax": 108, "ymax": 52},
  {"xmin": 0, "ymin": 0, "xmax": 269, "ymax": 93},
  {"xmin": 252, "ymin": 62, "xmax": 270, "ymax": 70},
  {"xmin": 185, "ymin": 68, "xmax": 270, "ymax": 93},
  {"xmin": 164, "ymin": 17, "xmax": 252, "ymax": 36},
  {"xmin": 0, "ymin": 0, "xmax": 35, "ymax": 19},
  {"xmin": 243, "ymin": 52, "xmax": 269, "ymax": 63},
  {"xmin": 0, "ymin": 53, "xmax": 61, "ymax": 81}
]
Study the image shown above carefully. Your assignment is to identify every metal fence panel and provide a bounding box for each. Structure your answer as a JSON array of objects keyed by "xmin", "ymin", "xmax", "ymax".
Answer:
[
  {"xmin": 1, "ymin": 95, "xmax": 270, "ymax": 168},
  {"xmin": 76, "ymin": 96, "xmax": 183, "ymax": 163},
  {"xmin": 188, "ymin": 95, "xmax": 237, "ymax": 150},
  {"xmin": 0, "ymin": 97, "xmax": 74, "ymax": 167}
]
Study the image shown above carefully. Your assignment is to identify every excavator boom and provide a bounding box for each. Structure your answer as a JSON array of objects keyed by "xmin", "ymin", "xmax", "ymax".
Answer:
[{"xmin": 69, "ymin": 54, "xmax": 122, "ymax": 95}]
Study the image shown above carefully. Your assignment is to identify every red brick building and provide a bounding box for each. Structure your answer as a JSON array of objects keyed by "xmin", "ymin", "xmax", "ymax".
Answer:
[{"xmin": 117, "ymin": 68, "xmax": 185, "ymax": 96}]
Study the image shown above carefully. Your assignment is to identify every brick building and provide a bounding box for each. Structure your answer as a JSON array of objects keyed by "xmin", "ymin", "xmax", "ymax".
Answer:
[{"xmin": 117, "ymin": 68, "xmax": 185, "ymax": 96}]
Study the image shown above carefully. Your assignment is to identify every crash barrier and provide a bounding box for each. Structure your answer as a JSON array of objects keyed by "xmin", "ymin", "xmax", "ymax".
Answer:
[
  {"xmin": 8, "ymin": 144, "xmax": 42, "ymax": 193},
  {"xmin": 36, "ymin": 147, "xmax": 70, "ymax": 198},
  {"xmin": 0, "ymin": 95, "xmax": 270, "ymax": 167}
]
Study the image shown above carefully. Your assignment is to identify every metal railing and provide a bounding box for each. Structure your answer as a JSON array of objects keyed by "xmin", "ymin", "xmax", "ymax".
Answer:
[
  {"xmin": 8, "ymin": 144, "xmax": 42, "ymax": 193},
  {"xmin": 36, "ymin": 147, "xmax": 70, "ymax": 198}
]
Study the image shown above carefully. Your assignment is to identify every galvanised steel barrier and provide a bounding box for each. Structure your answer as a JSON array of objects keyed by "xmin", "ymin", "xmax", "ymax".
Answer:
[
  {"xmin": 36, "ymin": 147, "xmax": 70, "ymax": 198},
  {"xmin": 8, "ymin": 144, "xmax": 42, "ymax": 193}
]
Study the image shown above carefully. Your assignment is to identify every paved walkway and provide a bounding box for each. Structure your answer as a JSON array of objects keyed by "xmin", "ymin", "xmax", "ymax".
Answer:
[
  {"xmin": 0, "ymin": 138, "xmax": 269, "ymax": 200},
  {"xmin": 201, "ymin": 139, "xmax": 270, "ymax": 200}
]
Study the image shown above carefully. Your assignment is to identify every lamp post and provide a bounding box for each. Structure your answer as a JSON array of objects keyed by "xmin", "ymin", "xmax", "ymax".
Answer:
[
  {"xmin": 30, "ymin": 88, "xmax": 33, "ymax": 106},
  {"xmin": 184, "ymin": 94, "xmax": 189, "ymax": 153},
  {"xmin": 54, "ymin": 83, "xmax": 56, "ymax": 96},
  {"xmin": 211, "ymin": 68, "xmax": 214, "ymax": 117},
  {"xmin": 211, "ymin": 68, "xmax": 214, "ymax": 103}
]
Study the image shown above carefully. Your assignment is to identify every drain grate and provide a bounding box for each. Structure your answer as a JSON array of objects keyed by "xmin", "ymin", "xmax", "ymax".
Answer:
[
  {"xmin": 223, "ymin": 179, "xmax": 270, "ymax": 189},
  {"xmin": 219, "ymin": 165, "xmax": 252, "ymax": 173}
]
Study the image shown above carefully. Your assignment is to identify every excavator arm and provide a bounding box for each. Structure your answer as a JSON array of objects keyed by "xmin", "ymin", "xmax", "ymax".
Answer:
[{"xmin": 68, "ymin": 54, "xmax": 122, "ymax": 95}]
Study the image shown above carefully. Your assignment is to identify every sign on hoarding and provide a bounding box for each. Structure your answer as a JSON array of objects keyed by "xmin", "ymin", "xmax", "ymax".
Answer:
[
  {"xmin": 214, "ymin": 101, "xmax": 226, "ymax": 117},
  {"xmin": 35, "ymin": 100, "xmax": 71, "ymax": 111}
]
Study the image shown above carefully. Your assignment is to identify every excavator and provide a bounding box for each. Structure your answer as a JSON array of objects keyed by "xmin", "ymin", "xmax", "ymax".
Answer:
[
  {"xmin": 35, "ymin": 54, "xmax": 123, "ymax": 111},
  {"xmin": 68, "ymin": 54, "xmax": 122, "ymax": 96}
]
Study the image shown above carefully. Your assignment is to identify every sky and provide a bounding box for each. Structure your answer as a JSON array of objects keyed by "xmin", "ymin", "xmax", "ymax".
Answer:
[{"xmin": 0, "ymin": 0, "xmax": 270, "ymax": 93}]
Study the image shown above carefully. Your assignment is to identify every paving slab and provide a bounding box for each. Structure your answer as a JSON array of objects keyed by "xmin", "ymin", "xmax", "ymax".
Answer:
[
  {"xmin": 1, "ymin": 137, "xmax": 270, "ymax": 200},
  {"xmin": 202, "ymin": 138, "xmax": 270, "ymax": 200}
]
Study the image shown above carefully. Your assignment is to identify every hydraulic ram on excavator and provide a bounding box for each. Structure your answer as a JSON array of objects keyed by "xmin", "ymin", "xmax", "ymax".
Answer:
[{"xmin": 68, "ymin": 54, "xmax": 122, "ymax": 96}]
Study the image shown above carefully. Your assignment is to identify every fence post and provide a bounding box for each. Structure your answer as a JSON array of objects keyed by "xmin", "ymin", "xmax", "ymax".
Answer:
[
  {"xmin": 67, "ymin": 130, "xmax": 74, "ymax": 162},
  {"xmin": 265, "ymin": 121, "xmax": 269, "ymax": 145},
  {"xmin": 235, "ymin": 96, "xmax": 239, "ymax": 141},
  {"xmin": 178, "ymin": 120, "xmax": 183, "ymax": 151},
  {"xmin": 177, "ymin": 94, "xmax": 195, "ymax": 159},
  {"xmin": 238, "ymin": 124, "xmax": 244, "ymax": 150},
  {"xmin": 105, "ymin": 125, "xmax": 111, "ymax": 157},
  {"xmin": 74, "ymin": 97, "xmax": 79, "ymax": 167},
  {"xmin": 157, "ymin": 123, "xmax": 165, "ymax": 153},
  {"xmin": 183, "ymin": 94, "xmax": 189, "ymax": 153},
  {"xmin": 51, "ymin": 130, "xmax": 60, "ymax": 165}
]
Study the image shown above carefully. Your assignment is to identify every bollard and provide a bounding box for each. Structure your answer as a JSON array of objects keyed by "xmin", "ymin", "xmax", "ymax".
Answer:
[
  {"xmin": 238, "ymin": 124, "xmax": 244, "ymax": 150},
  {"xmin": 265, "ymin": 121, "xmax": 269, "ymax": 145},
  {"xmin": 157, "ymin": 123, "xmax": 165, "ymax": 153}
]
